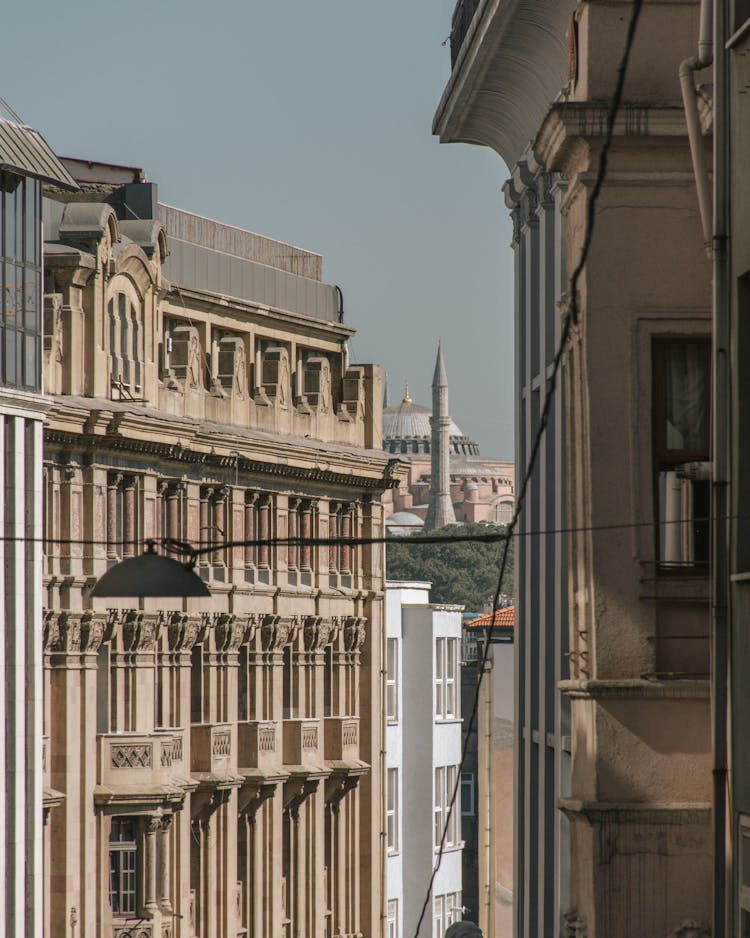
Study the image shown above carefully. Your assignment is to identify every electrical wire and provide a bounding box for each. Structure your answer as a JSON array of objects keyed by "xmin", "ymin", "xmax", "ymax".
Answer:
[{"xmin": 409, "ymin": 2, "xmax": 645, "ymax": 934}]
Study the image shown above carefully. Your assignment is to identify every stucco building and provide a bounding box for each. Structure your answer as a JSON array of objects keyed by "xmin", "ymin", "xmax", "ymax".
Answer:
[
  {"xmin": 435, "ymin": 2, "xmax": 713, "ymax": 936},
  {"xmin": 385, "ymin": 581, "xmax": 464, "ymax": 938},
  {"xmin": 40, "ymin": 158, "xmax": 401, "ymax": 938},
  {"xmin": 382, "ymin": 344, "xmax": 514, "ymax": 533}
]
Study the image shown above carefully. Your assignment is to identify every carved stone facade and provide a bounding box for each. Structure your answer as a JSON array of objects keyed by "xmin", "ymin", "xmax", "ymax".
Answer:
[{"xmin": 41, "ymin": 159, "xmax": 403, "ymax": 938}]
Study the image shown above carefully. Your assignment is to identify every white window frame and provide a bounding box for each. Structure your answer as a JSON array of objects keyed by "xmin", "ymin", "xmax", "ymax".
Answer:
[
  {"xmin": 433, "ymin": 894, "xmax": 445, "ymax": 938},
  {"xmin": 386, "ymin": 637, "xmax": 398, "ymax": 723},
  {"xmin": 386, "ymin": 767, "xmax": 399, "ymax": 854},
  {"xmin": 387, "ymin": 898, "xmax": 398, "ymax": 938},
  {"xmin": 435, "ymin": 637, "xmax": 459, "ymax": 720},
  {"xmin": 434, "ymin": 764, "xmax": 461, "ymax": 849}
]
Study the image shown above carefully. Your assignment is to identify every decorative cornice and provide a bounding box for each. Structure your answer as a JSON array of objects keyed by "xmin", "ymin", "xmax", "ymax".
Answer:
[
  {"xmin": 120, "ymin": 610, "xmax": 160, "ymax": 652},
  {"xmin": 46, "ymin": 610, "xmax": 112, "ymax": 654},
  {"xmin": 302, "ymin": 616, "xmax": 334, "ymax": 652},
  {"xmin": 164, "ymin": 612, "xmax": 202, "ymax": 652}
]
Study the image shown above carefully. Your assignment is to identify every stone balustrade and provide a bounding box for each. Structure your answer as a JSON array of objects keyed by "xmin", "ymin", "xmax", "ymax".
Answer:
[
  {"xmin": 283, "ymin": 719, "xmax": 321, "ymax": 765},
  {"xmin": 324, "ymin": 716, "xmax": 360, "ymax": 762},
  {"xmin": 238, "ymin": 720, "xmax": 278, "ymax": 771},
  {"xmin": 191, "ymin": 722, "xmax": 235, "ymax": 774}
]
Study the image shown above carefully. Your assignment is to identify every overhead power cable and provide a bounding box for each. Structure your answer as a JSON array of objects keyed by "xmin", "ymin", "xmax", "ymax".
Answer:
[{"xmin": 409, "ymin": 2, "xmax": 646, "ymax": 935}]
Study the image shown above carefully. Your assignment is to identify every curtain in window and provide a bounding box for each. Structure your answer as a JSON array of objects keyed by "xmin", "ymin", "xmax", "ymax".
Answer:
[{"xmin": 664, "ymin": 342, "xmax": 708, "ymax": 452}]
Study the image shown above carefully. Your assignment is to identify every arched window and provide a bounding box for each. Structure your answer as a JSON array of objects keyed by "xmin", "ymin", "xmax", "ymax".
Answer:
[{"xmin": 108, "ymin": 288, "xmax": 143, "ymax": 396}]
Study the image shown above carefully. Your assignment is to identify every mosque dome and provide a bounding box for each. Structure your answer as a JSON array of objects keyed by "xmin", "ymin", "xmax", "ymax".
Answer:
[
  {"xmin": 382, "ymin": 385, "xmax": 479, "ymax": 457},
  {"xmin": 384, "ymin": 511, "xmax": 425, "ymax": 536}
]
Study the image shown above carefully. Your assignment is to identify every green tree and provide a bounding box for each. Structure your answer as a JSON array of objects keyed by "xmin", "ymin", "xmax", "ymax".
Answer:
[{"xmin": 385, "ymin": 523, "xmax": 513, "ymax": 613}]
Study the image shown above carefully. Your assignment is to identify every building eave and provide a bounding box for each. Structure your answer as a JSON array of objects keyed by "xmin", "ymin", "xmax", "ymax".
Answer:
[{"xmin": 432, "ymin": 0, "xmax": 570, "ymax": 169}]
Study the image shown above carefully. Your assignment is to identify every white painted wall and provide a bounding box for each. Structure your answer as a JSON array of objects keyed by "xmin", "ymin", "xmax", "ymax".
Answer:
[{"xmin": 385, "ymin": 582, "xmax": 464, "ymax": 938}]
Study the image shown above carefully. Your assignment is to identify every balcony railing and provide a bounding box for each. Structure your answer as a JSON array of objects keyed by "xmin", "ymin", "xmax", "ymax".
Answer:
[
  {"xmin": 238, "ymin": 720, "xmax": 279, "ymax": 771},
  {"xmin": 191, "ymin": 722, "xmax": 235, "ymax": 774},
  {"xmin": 450, "ymin": 0, "xmax": 481, "ymax": 66},
  {"xmin": 283, "ymin": 719, "xmax": 321, "ymax": 765},
  {"xmin": 324, "ymin": 717, "xmax": 359, "ymax": 762},
  {"xmin": 98, "ymin": 730, "xmax": 184, "ymax": 789}
]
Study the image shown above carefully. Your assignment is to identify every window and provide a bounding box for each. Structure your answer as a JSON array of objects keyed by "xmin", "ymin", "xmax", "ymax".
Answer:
[
  {"xmin": 386, "ymin": 638, "xmax": 399, "ymax": 723},
  {"xmin": 653, "ymin": 338, "xmax": 711, "ymax": 567},
  {"xmin": 435, "ymin": 637, "xmax": 459, "ymax": 719},
  {"xmin": 386, "ymin": 768, "xmax": 399, "ymax": 853},
  {"xmin": 109, "ymin": 817, "xmax": 138, "ymax": 916},
  {"xmin": 434, "ymin": 765, "xmax": 460, "ymax": 849},
  {"xmin": 1, "ymin": 172, "xmax": 41, "ymax": 390},
  {"xmin": 108, "ymin": 290, "xmax": 143, "ymax": 395},
  {"xmin": 386, "ymin": 899, "xmax": 399, "ymax": 938},
  {"xmin": 461, "ymin": 773, "xmax": 475, "ymax": 816},
  {"xmin": 434, "ymin": 892, "xmax": 463, "ymax": 936}
]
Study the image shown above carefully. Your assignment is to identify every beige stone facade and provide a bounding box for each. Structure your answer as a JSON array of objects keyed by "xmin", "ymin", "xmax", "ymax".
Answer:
[
  {"xmin": 41, "ymin": 163, "xmax": 401, "ymax": 938},
  {"xmin": 435, "ymin": 1, "xmax": 714, "ymax": 935}
]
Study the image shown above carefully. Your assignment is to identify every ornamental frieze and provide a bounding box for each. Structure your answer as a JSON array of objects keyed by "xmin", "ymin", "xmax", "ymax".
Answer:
[
  {"xmin": 120, "ymin": 610, "xmax": 159, "ymax": 652},
  {"xmin": 164, "ymin": 612, "xmax": 202, "ymax": 652},
  {"xmin": 343, "ymin": 616, "xmax": 366, "ymax": 653},
  {"xmin": 302, "ymin": 616, "xmax": 334, "ymax": 652},
  {"xmin": 110, "ymin": 743, "xmax": 152, "ymax": 769},
  {"xmin": 46, "ymin": 611, "xmax": 111, "ymax": 654}
]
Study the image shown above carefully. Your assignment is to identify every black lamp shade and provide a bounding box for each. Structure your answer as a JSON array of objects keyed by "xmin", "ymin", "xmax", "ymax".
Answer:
[{"xmin": 91, "ymin": 552, "xmax": 211, "ymax": 598}]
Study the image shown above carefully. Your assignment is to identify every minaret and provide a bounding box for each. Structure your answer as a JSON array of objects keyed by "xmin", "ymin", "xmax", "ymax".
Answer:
[{"xmin": 425, "ymin": 340, "xmax": 456, "ymax": 530}]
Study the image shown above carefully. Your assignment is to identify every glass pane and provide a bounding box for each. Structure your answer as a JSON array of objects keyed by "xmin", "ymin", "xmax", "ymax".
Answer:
[
  {"xmin": 4, "ymin": 327, "xmax": 16, "ymax": 385},
  {"xmin": 4, "ymin": 185, "xmax": 16, "ymax": 260},
  {"xmin": 4, "ymin": 262, "xmax": 17, "ymax": 326},
  {"xmin": 23, "ymin": 269, "xmax": 38, "ymax": 331},
  {"xmin": 24, "ymin": 181, "xmax": 37, "ymax": 266},
  {"xmin": 661, "ymin": 341, "xmax": 708, "ymax": 453},
  {"xmin": 23, "ymin": 333, "xmax": 37, "ymax": 389}
]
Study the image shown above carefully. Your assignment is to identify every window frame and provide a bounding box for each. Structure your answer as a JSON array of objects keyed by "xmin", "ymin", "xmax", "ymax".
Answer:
[
  {"xmin": 461, "ymin": 772, "xmax": 475, "ymax": 817},
  {"xmin": 109, "ymin": 816, "xmax": 139, "ymax": 917},
  {"xmin": 386, "ymin": 898, "xmax": 399, "ymax": 938},
  {"xmin": 651, "ymin": 336, "xmax": 711, "ymax": 571},
  {"xmin": 386, "ymin": 767, "xmax": 399, "ymax": 854},
  {"xmin": 386, "ymin": 637, "xmax": 399, "ymax": 723},
  {"xmin": 435, "ymin": 636, "xmax": 460, "ymax": 720}
]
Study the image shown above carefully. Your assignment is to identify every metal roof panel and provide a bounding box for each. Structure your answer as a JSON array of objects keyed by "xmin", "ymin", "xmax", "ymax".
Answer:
[{"xmin": 0, "ymin": 118, "xmax": 78, "ymax": 189}]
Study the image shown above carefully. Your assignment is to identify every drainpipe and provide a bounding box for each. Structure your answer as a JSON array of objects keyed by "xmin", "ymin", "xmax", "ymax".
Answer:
[
  {"xmin": 679, "ymin": 0, "xmax": 713, "ymax": 249},
  {"xmin": 712, "ymin": 0, "xmax": 730, "ymax": 931}
]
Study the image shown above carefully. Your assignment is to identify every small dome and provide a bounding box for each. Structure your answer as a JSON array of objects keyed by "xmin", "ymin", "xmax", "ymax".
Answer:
[
  {"xmin": 385, "ymin": 511, "xmax": 425, "ymax": 537},
  {"xmin": 383, "ymin": 397, "xmax": 463, "ymax": 442}
]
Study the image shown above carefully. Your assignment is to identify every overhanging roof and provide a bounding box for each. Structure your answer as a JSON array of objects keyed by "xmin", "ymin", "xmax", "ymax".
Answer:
[
  {"xmin": 433, "ymin": 0, "xmax": 572, "ymax": 170},
  {"xmin": 0, "ymin": 116, "xmax": 78, "ymax": 189}
]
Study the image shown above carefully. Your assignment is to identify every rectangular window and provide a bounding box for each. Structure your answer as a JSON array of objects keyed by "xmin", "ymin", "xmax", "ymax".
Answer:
[
  {"xmin": 435, "ymin": 637, "xmax": 459, "ymax": 719},
  {"xmin": 446, "ymin": 891, "xmax": 463, "ymax": 928},
  {"xmin": 434, "ymin": 764, "xmax": 461, "ymax": 849},
  {"xmin": 652, "ymin": 338, "xmax": 711, "ymax": 568},
  {"xmin": 109, "ymin": 817, "xmax": 138, "ymax": 916},
  {"xmin": 387, "ymin": 767, "xmax": 399, "ymax": 853},
  {"xmin": 386, "ymin": 899, "xmax": 398, "ymax": 938},
  {"xmin": 433, "ymin": 894, "xmax": 445, "ymax": 938},
  {"xmin": 461, "ymin": 773, "xmax": 475, "ymax": 816},
  {"xmin": 386, "ymin": 638, "xmax": 398, "ymax": 723}
]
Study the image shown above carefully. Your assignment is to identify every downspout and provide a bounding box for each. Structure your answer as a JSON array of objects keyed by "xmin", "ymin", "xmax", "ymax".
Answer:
[
  {"xmin": 679, "ymin": 0, "xmax": 713, "ymax": 249},
  {"xmin": 712, "ymin": 0, "xmax": 730, "ymax": 933}
]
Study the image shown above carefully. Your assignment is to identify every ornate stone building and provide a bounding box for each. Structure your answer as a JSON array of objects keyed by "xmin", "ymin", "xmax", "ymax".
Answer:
[{"xmin": 40, "ymin": 159, "xmax": 401, "ymax": 938}]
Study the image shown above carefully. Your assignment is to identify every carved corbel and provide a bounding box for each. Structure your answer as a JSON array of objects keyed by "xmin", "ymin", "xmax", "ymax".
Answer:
[
  {"xmin": 303, "ymin": 616, "xmax": 333, "ymax": 652},
  {"xmin": 239, "ymin": 781, "xmax": 276, "ymax": 818},
  {"xmin": 52, "ymin": 611, "xmax": 111, "ymax": 654},
  {"xmin": 120, "ymin": 610, "xmax": 159, "ymax": 652},
  {"xmin": 164, "ymin": 612, "xmax": 201, "ymax": 652},
  {"xmin": 213, "ymin": 613, "xmax": 246, "ymax": 652},
  {"xmin": 283, "ymin": 778, "xmax": 318, "ymax": 821},
  {"xmin": 325, "ymin": 775, "xmax": 358, "ymax": 814},
  {"xmin": 343, "ymin": 616, "xmax": 366, "ymax": 653}
]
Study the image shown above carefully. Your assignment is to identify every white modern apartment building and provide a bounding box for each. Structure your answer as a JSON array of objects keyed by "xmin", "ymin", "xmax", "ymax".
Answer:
[{"xmin": 386, "ymin": 581, "xmax": 464, "ymax": 938}]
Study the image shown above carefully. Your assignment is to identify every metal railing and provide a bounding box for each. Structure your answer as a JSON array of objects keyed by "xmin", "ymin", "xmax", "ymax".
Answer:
[{"xmin": 451, "ymin": 0, "xmax": 481, "ymax": 66}]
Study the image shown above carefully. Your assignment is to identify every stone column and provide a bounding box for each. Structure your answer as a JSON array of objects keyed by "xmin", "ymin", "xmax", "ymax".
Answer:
[
  {"xmin": 159, "ymin": 814, "xmax": 173, "ymax": 914},
  {"xmin": 329, "ymin": 502, "xmax": 339, "ymax": 573},
  {"xmin": 144, "ymin": 816, "xmax": 160, "ymax": 917},
  {"xmin": 166, "ymin": 483, "xmax": 180, "ymax": 540},
  {"xmin": 258, "ymin": 497, "xmax": 271, "ymax": 569},
  {"xmin": 244, "ymin": 493, "xmax": 257, "ymax": 567},
  {"xmin": 341, "ymin": 506, "xmax": 352, "ymax": 575},
  {"xmin": 300, "ymin": 500, "xmax": 314, "ymax": 573},
  {"xmin": 106, "ymin": 473, "xmax": 121, "ymax": 560},
  {"xmin": 288, "ymin": 498, "xmax": 300, "ymax": 571},
  {"xmin": 213, "ymin": 488, "xmax": 228, "ymax": 566},
  {"xmin": 122, "ymin": 476, "xmax": 136, "ymax": 557}
]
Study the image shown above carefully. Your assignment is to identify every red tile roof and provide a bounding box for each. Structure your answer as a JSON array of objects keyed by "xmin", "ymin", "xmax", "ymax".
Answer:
[{"xmin": 464, "ymin": 606, "xmax": 515, "ymax": 628}]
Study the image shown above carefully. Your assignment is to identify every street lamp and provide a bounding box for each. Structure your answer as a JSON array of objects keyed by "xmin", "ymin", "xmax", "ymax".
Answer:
[{"xmin": 91, "ymin": 540, "xmax": 210, "ymax": 598}]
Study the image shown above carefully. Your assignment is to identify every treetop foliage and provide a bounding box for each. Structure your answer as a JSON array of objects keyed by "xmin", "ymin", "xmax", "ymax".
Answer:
[{"xmin": 385, "ymin": 522, "xmax": 513, "ymax": 613}]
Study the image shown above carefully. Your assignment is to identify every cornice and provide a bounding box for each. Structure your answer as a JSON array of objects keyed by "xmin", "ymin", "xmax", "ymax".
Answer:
[
  {"xmin": 45, "ymin": 401, "xmax": 402, "ymax": 491},
  {"xmin": 165, "ymin": 286, "xmax": 355, "ymax": 341},
  {"xmin": 559, "ymin": 678, "xmax": 710, "ymax": 700},
  {"xmin": 535, "ymin": 103, "xmax": 690, "ymax": 175}
]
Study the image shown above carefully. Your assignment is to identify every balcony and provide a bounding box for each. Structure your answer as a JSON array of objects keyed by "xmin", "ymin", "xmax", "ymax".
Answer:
[
  {"xmin": 191, "ymin": 722, "xmax": 236, "ymax": 775},
  {"xmin": 98, "ymin": 730, "xmax": 185, "ymax": 790},
  {"xmin": 450, "ymin": 0, "xmax": 481, "ymax": 65},
  {"xmin": 324, "ymin": 717, "xmax": 360, "ymax": 762},
  {"xmin": 283, "ymin": 719, "xmax": 321, "ymax": 766},
  {"xmin": 238, "ymin": 720, "xmax": 279, "ymax": 771}
]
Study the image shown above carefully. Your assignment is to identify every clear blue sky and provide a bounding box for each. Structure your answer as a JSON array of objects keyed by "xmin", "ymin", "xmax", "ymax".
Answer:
[{"xmin": 6, "ymin": 0, "xmax": 514, "ymax": 455}]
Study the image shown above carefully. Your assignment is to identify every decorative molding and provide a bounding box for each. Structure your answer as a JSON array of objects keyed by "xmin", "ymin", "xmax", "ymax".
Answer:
[
  {"xmin": 110, "ymin": 744, "xmax": 153, "ymax": 769},
  {"xmin": 213, "ymin": 613, "xmax": 246, "ymax": 652},
  {"xmin": 258, "ymin": 725, "xmax": 276, "ymax": 753},
  {"xmin": 302, "ymin": 616, "xmax": 333, "ymax": 652},
  {"xmin": 301, "ymin": 723, "xmax": 318, "ymax": 751},
  {"xmin": 342, "ymin": 720, "xmax": 358, "ymax": 749},
  {"xmin": 260, "ymin": 615, "xmax": 296, "ymax": 652},
  {"xmin": 212, "ymin": 731, "xmax": 231, "ymax": 758},
  {"xmin": 121, "ymin": 610, "xmax": 159, "ymax": 652},
  {"xmin": 164, "ymin": 612, "xmax": 202, "ymax": 652},
  {"xmin": 49, "ymin": 611, "xmax": 111, "ymax": 654},
  {"xmin": 343, "ymin": 617, "xmax": 366, "ymax": 653}
]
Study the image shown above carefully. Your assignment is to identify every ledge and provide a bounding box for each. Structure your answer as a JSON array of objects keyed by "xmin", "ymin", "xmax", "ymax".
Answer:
[
  {"xmin": 559, "ymin": 678, "xmax": 710, "ymax": 700},
  {"xmin": 559, "ymin": 797, "xmax": 711, "ymax": 825}
]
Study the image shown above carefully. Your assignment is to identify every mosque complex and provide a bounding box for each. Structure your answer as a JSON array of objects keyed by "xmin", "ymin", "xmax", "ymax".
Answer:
[{"xmin": 382, "ymin": 343, "xmax": 515, "ymax": 533}]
